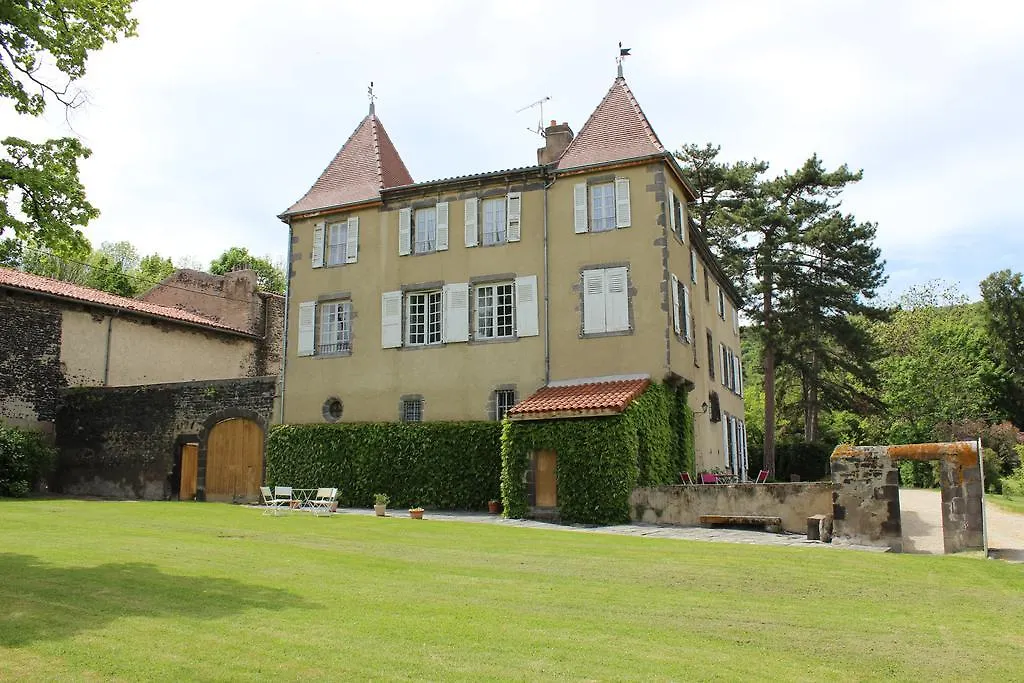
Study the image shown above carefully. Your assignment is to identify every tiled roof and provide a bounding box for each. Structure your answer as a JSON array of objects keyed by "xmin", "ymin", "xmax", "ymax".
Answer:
[
  {"xmin": 508, "ymin": 378, "xmax": 651, "ymax": 420},
  {"xmin": 0, "ymin": 267, "xmax": 252, "ymax": 336},
  {"xmin": 282, "ymin": 113, "xmax": 413, "ymax": 217},
  {"xmin": 555, "ymin": 77, "xmax": 665, "ymax": 171}
]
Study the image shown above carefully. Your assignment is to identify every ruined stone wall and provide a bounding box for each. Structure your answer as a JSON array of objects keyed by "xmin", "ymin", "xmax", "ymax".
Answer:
[
  {"xmin": 629, "ymin": 483, "xmax": 833, "ymax": 534},
  {"xmin": 139, "ymin": 269, "xmax": 263, "ymax": 334},
  {"xmin": 54, "ymin": 376, "xmax": 276, "ymax": 499},
  {"xmin": 830, "ymin": 442, "xmax": 984, "ymax": 553},
  {"xmin": 0, "ymin": 289, "xmax": 65, "ymax": 432}
]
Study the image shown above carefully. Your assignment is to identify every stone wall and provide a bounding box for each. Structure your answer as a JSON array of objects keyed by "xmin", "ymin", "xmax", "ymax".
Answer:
[
  {"xmin": 55, "ymin": 376, "xmax": 276, "ymax": 499},
  {"xmin": 0, "ymin": 289, "xmax": 65, "ymax": 432},
  {"xmin": 629, "ymin": 483, "xmax": 833, "ymax": 534}
]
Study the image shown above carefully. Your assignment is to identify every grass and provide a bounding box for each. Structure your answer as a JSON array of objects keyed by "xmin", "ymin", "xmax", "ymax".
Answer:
[
  {"xmin": 988, "ymin": 493, "xmax": 1024, "ymax": 514},
  {"xmin": 1, "ymin": 501, "xmax": 1022, "ymax": 681}
]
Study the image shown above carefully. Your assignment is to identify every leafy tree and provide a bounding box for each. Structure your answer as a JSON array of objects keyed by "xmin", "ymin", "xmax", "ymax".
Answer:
[
  {"xmin": 980, "ymin": 269, "xmax": 1024, "ymax": 426},
  {"xmin": 135, "ymin": 253, "xmax": 175, "ymax": 289},
  {"xmin": 209, "ymin": 246, "xmax": 285, "ymax": 294},
  {"xmin": 83, "ymin": 253, "xmax": 134, "ymax": 296},
  {"xmin": 0, "ymin": 1, "xmax": 138, "ymax": 256},
  {"xmin": 677, "ymin": 145, "xmax": 884, "ymax": 472}
]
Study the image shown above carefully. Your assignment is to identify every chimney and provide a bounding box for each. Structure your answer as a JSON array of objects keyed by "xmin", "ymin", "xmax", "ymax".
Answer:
[{"xmin": 537, "ymin": 120, "xmax": 574, "ymax": 165}]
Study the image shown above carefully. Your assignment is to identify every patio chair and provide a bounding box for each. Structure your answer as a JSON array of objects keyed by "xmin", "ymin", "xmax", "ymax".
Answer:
[
  {"xmin": 272, "ymin": 486, "xmax": 294, "ymax": 512},
  {"xmin": 699, "ymin": 473, "xmax": 719, "ymax": 485},
  {"xmin": 310, "ymin": 487, "xmax": 338, "ymax": 517},
  {"xmin": 679, "ymin": 472, "xmax": 695, "ymax": 485},
  {"xmin": 260, "ymin": 486, "xmax": 288, "ymax": 516},
  {"xmin": 754, "ymin": 469, "xmax": 770, "ymax": 484}
]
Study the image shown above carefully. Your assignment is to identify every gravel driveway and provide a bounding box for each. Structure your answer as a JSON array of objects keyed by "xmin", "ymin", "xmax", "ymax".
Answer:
[{"xmin": 899, "ymin": 488, "xmax": 1024, "ymax": 554}]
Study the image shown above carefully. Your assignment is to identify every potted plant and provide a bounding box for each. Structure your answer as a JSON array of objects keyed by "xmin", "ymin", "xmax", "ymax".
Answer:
[
  {"xmin": 409, "ymin": 507, "xmax": 424, "ymax": 520},
  {"xmin": 373, "ymin": 493, "xmax": 390, "ymax": 517},
  {"xmin": 488, "ymin": 499, "xmax": 502, "ymax": 515}
]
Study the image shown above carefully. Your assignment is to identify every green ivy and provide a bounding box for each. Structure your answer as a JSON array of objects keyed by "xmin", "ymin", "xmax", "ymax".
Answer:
[
  {"xmin": 500, "ymin": 383, "xmax": 692, "ymax": 525},
  {"xmin": 266, "ymin": 422, "xmax": 501, "ymax": 509},
  {"xmin": 0, "ymin": 424, "xmax": 55, "ymax": 497}
]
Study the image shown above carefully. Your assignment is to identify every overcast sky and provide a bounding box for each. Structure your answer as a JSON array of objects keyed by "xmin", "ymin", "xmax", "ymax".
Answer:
[{"xmin": 4, "ymin": 0, "xmax": 1022, "ymax": 298}]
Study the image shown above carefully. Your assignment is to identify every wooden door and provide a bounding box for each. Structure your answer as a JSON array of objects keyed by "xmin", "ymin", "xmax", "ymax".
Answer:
[
  {"xmin": 534, "ymin": 450, "xmax": 557, "ymax": 508},
  {"xmin": 180, "ymin": 443, "xmax": 198, "ymax": 501},
  {"xmin": 205, "ymin": 418, "xmax": 263, "ymax": 502}
]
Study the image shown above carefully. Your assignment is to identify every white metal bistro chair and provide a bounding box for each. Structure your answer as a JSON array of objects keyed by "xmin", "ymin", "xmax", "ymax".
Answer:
[
  {"xmin": 310, "ymin": 487, "xmax": 338, "ymax": 517},
  {"xmin": 272, "ymin": 486, "xmax": 294, "ymax": 513},
  {"xmin": 260, "ymin": 486, "xmax": 289, "ymax": 516}
]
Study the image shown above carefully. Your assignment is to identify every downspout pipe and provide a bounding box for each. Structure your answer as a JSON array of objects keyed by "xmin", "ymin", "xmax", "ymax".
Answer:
[
  {"xmin": 543, "ymin": 172, "xmax": 554, "ymax": 385},
  {"xmin": 102, "ymin": 313, "xmax": 117, "ymax": 386}
]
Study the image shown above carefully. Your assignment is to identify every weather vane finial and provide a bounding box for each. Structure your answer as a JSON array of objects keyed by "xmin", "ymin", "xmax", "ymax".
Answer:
[
  {"xmin": 617, "ymin": 42, "xmax": 631, "ymax": 78},
  {"xmin": 368, "ymin": 81, "xmax": 377, "ymax": 115}
]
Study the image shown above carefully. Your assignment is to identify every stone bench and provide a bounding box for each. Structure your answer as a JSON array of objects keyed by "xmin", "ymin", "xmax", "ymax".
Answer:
[{"xmin": 699, "ymin": 514, "xmax": 783, "ymax": 532}]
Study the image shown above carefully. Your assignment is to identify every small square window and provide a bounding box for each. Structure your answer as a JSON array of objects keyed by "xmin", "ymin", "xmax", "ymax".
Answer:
[
  {"xmin": 402, "ymin": 399, "xmax": 422, "ymax": 422},
  {"xmin": 495, "ymin": 389, "xmax": 516, "ymax": 421}
]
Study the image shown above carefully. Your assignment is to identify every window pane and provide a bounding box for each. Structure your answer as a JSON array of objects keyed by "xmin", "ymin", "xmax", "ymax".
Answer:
[
  {"xmin": 496, "ymin": 283, "xmax": 514, "ymax": 337},
  {"xmin": 414, "ymin": 208, "xmax": 436, "ymax": 253},
  {"xmin": 482, "ymin": 198, "xmax": 506, "ymax": 245},
  {"xmin": 408, "ymin": 293, "xmax": 425, "ymax": 345},
  {"xmin": 402, "ymin": 399, "xmax": 422, "ymax": 422},
  {"xmin": 591, "ymin": 183, "xmax": 615, "ymax": 232},
  {"xmin": 327, "ymin": 223, "xmax": 347, "ymax": 265},
  {"xmin": 476, "ymin": 285, "xmax": 494, "ymax": 338},
  {"xmin": 427, "ymin": 291, "xmax": 442, "ymax": 344}
]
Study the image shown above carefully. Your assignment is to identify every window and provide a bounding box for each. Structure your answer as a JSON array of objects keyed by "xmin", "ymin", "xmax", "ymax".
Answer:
[
  {"xmin": 407, "ymin": 290, "xmax": 442, "ymax": 346},
  {"xmin": 707, "ymin": 331, "xmax": 715, "ymax": 380},
  {"xmin": 326, "ymin": 221, "xmax": 348, "ymax": 266},
  {"xmin": 690, "ymin": 249, "xmax": 698, "ymax": 284},
  {"xmin": 482, "ymin": 197, "xmax": 506, "ymax": 246},
  {"xmin": 318, "ymin": 301, "xmax": 351, "ymax": 354},
  {"xmin": 322, "ymin": 397, "xmax": 343, "ymax": 423},
  {"xmin": 718, "ymin": 286, "xmax": 726, "ymax": 318},
  {"xmin": 674, "ymin": 276, "xmax": 692, "ymax": 342},
  {"xmin": 704, "ymin": 267, "xmax": 710, "ymax": 301},
  {"xmin": 401, "ymin": 398, "xmax": 422, "ymax": 422},
  {"xmin": 590, "ymin": 183, "xmax": 616, "ymax": 232},
  {"xmin": 495, "ymin": 389, "xmax": 516, "ymax": 422},
  {"xmin": 476, "ymin": 282, "xmax": 514, "ymax": 339},
  {"xmin": 673, "ymin": 195, "xmax": 684, "ymax": 240},
  {"xmin": 414, "ymin": 207, "xmax": 437, "ymax": 254},
  {"xmin": 582, "ymin": 266, "xmax": 630, "ymax": 334},
  {"xmin": 733, "ymin": 308, "xmax": 740, "ymax": 335}
]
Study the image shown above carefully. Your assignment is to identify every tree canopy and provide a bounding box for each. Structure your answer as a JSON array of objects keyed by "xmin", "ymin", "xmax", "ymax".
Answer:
[
  {"xmin": 0, "ymin": 0, "xmax": 138, "ymax": 257},
  {"xmin": 209, "ymin": 246, "xmax": 285, "ymax": 294}
]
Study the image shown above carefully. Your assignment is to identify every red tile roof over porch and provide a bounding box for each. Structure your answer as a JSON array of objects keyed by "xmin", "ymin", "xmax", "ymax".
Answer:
[{"xmin": 508, "ymin": 378, "xmax": 651, "ymax": 420}]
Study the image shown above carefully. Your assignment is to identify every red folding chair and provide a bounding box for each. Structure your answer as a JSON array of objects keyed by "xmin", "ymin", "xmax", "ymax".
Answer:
[
  {"xmin": 700, "ymin": 473, "xmax": 719, "ymax": 485},
  {"xmin": 754, "ymin": 469, "xmax": 769, "ymax": 484},
  {"xmin": 679, "ymin": 472, "xmax": 695, "ymax": 485}
]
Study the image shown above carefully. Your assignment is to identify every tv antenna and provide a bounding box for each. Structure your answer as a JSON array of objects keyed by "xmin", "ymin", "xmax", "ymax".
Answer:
[{"xmin": 516, "ymin": 96, "xmax": 551, "ymax": 137}]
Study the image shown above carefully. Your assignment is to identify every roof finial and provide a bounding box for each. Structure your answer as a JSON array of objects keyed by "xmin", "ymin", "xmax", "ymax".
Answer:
[
  {"xmin": 368, "ymin": 81, "xmax": 377, "ymax": 115},
  {"xmin": 617, "ymin": 42, "xmax": 631, "ymax": 78}
]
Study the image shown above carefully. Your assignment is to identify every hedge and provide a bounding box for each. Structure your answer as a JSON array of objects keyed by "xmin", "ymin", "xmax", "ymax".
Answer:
[
  {"xmin": 500, "ymin": 383, "xmax": 691, "ymax": 525},
  {"xmin": 265, "ymin": 422, "xmax": 502, "ymax": 509},
  {"xmin": 0, "ymin": 424, "xmax": 55, "ymax": 497}
]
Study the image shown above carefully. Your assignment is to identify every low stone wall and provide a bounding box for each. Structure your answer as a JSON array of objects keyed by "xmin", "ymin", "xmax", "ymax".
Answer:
[
  {"xmin": 629, "ymin": 483, "xmax": 833, "ymax": 534},
  {"xmin": 55, "ymin": 376, "xmax": 276, "ymax": 499}
]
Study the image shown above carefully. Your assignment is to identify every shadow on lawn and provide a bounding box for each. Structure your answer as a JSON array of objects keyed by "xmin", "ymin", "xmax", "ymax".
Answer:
[{"xmin": 0, "ymin": 553, "xmax": 311, "ymax": 647}]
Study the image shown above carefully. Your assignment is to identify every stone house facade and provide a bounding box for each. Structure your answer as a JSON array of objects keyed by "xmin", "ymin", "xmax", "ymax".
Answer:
[{"xmin": 278, "ymin": 71, "xmax": 749, "ymax": 477}]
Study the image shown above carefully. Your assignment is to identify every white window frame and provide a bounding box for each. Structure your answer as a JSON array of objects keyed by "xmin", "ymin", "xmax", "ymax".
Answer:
[
  {"xmin": 495, "ymin": 389, "xmax": 516, "ymax": 422},
  {"xmin": 482, "ymin": 197, "xmax": 507, "ymax": 246},
  {"xmin": 406, "ymin": 290, "xmax": 443, "ymax": 346},
  {"xmin": 326, "ymin": 221, "xmax": 348, "ymax": 266},
  {"xmin": 475, "ymin": 282, "xmax": 515, "ymax": 340},
  {"xmin": 413, "ymin": 207, "xmax": 437, "ymax": 254},
  {"xmin": 590, "ymin": 182, "xmax": 617, "ymax": 232},
  {"xmin": 718, "ymin": 286, "xmax": 726, "ymax": 319},
  {"xmin": 317, "ymin": 300, "xmax": 351, "ymax": 355}
]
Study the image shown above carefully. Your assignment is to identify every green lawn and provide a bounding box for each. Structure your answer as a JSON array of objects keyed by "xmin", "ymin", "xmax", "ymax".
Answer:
[
  {"xmin": 1, "ymin": 501, "xmax": 1022, "ymax": 681},
  {"xmin": 989, "ymin": 493, "xmax": 1024, "ymax": 514}
]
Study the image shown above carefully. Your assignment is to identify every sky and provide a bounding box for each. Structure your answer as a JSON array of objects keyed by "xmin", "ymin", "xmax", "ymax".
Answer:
[{"xmin": 3, "ymin": 0, "xmax": 1022, "ymax": 299}]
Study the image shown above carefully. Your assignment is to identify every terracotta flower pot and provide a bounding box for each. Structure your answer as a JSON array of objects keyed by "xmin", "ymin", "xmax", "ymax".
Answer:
[
  {"xmin": 409, "ymin": 508, "xmax": 424, "ymax": 520},
  {"xmin": 374, "ymin": 504, "xmax": 386, "ymax": 517},
  {"xmin": 488, "ymin": 500, "xmax": 502, "ymax": 515}
]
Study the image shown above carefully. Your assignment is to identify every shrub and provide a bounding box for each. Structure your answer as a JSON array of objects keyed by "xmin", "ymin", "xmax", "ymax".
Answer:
[
  {"xmin": 501, "ymin": 383, "xmax": 689, "ymax": 525},
  {"xmin": 266, "ymin": 422, "xmax": 501, "ymax": 509},
  {"xmin": 775, "ymin": 441, "xmax": 833, "ymax": 482},
  {"xmin": 899, "ymin": 460, "xmax": 940, "ymax": 488},
  {"xmin": 1001, "ymin": 463, "xmax": 1024, "ymax": 498},
  {"xmin": 982, "ymin": 447, "xmax": 1003, "ymax": 494},
  {"xmin": 0, "ymin": 425, "xmax": 55, "ymax": 497}
]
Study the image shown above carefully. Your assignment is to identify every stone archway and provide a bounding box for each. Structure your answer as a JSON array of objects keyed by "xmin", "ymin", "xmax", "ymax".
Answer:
[{"xmin": 830, "ymin": 441, "xmax": 985, "ymax": 553}]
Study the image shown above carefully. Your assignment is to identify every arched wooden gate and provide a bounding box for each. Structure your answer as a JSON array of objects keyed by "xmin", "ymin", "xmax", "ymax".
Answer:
[{"xmin": 205, "ymin": 418, "xmax": 264, "ymax": 502}]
